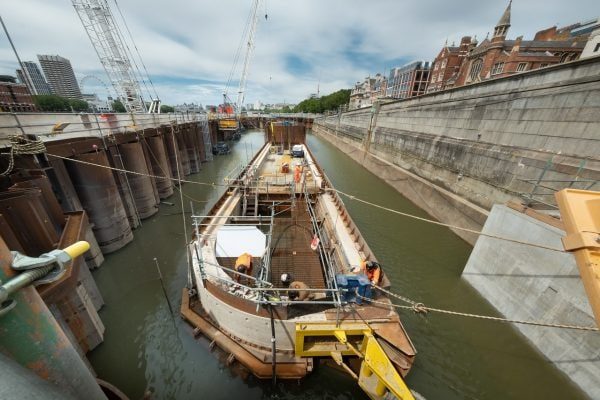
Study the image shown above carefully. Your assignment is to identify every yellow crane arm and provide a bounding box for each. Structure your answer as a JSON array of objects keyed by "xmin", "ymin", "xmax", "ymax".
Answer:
[{"xmin": 555, "ymin": 189, "xmax": 600, "ymax": 327}]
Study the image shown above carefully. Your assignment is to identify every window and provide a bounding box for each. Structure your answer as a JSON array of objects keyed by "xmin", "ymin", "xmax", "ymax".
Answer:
[
  {"xmin": 469, "ymin": 59, "xmax": 483, "ymax": 81},
  {"xmin": 595, "ymin": 43, "xmax": 600, "ymax": 53},
  {"xmin": 431, "ymin": 76, "xmax": 437, "ymax": 83},
  {"xmin": 516, "ymin": 62, "xmax": 528, "ymax": 72},
  {"xmin": 441, "ymin": 60, "xmax": 447, "ymax": 68},
  {"xmin": 539, "ymin": 63, "xmax": 549, "ymax": 68},
  {"xmin": 491, "ymin": 62, "xmax": 504, "ymax": 75},
  {"xmin": 434, "ymin": 63, "xmax": 439, "ymax": 70}
]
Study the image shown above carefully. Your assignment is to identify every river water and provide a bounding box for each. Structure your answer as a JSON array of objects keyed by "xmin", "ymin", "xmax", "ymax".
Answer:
[{"xmin": 88, "ymin": 130, "xmax": 586, "ymax": 400}]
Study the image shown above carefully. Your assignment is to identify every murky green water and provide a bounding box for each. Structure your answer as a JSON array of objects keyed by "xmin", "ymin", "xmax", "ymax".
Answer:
[{"xmin": 88, "ymin": 130, "xmax": 587, "ymax": 400}]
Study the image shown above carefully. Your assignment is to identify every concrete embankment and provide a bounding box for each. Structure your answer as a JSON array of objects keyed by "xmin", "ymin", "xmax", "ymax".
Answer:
[
  {"xmin": 463, "ymin": 205, "xmax": 600, "ymax": 399},
  {"xmin": 313, "ymin": 56, "xmax": 600, "ymax": 398},
  {"xmin": 314, "ymin": 56, "xmax": 600, "ymax": 244}
]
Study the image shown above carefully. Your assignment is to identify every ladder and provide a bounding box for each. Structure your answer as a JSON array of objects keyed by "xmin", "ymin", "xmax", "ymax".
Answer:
[{"xmin": 295, "ymin": 322, "xmax": 415, "ymax": 400}]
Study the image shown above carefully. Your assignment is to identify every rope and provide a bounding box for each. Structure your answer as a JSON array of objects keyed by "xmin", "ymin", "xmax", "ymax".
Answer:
[
  {"xmin": 47, "ymin": 152, "xmax": 223, "ymax": 188},
  {"xmin": 47, "ymin": 150, "xmax": 568, "ymax": 254},
  {"xmin": 1, "ymin": 135, "xmax": 46, "ymax": 176},
  {"xmin": 139, "ymin": 133, "xmax": 208, "ymax": 203},
  {"xmin": 329, "ymin": 188, "xmax": 566, "ymax": 253},
  {"xmin": 367, "ymin": 285, "xmax": 599, "ymax": 332},
  {"xmin": 112, "ymin": 0, "xmax": 159, "ymax": 100}
]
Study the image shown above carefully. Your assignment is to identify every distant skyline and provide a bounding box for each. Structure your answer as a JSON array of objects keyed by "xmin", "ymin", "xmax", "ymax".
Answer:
[{"xmin": 1, "ymin": 0, "xmax": 598, "ymax": 106}]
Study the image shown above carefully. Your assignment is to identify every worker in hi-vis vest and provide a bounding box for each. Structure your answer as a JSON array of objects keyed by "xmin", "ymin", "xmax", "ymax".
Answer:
[
  {"xmin": 234, "ymin": 252, "xmax": 253, "ymax": 284},
  {"xmin": 360, "ymin": 260, "xmax": 381, "ymax": 285}
]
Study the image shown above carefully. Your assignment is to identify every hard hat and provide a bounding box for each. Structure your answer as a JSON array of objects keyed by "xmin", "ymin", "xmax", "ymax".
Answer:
[{"xmin": 281, "ymin": 273, "xmax": 292, "ymax": 284}]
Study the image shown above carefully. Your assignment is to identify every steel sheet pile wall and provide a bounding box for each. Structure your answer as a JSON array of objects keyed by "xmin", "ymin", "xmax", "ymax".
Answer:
[
  {"xmin": 146, "ymin": 134, "xmax": 174, "ymax": 198},
  {"xmin": 66, "ymin": 151, "xmax": 133, "ymax": 253},
  {"xmin": 118, "ymin": 142, "xmax": 159, "ymax": 219},
  {"xmin": 0, "ymin": 117, "xmax": 211, "ymax": 396}
]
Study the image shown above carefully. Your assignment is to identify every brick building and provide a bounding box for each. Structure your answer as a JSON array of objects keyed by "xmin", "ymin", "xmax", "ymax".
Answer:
[
  {"xmin": 427, "ymin": 37, "xmax": 476, "ymax": 93},
  {"xmin": 0, "ymin": 75, "xmax": 37, "ymax": 112},
  {"xmin": 429, "ymin": 1, "xmax": 589, "ymax": 92}
]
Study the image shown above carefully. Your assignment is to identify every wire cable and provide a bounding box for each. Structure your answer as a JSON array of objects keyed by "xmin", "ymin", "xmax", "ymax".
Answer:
[{"xmin": 112, "ymin": 0, "xmax": 159, "ymax": 99}]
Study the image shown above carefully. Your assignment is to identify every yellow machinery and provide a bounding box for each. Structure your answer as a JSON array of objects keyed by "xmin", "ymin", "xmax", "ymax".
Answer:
[
  {"xmin": 295, "ymin": 322, "xmax": 415, "ymax": 400},
  {"xmin": 555, "ymin": 189, "xmax": 600, "ymax": 327},
  {"xmin": 218, "ymin": 118, "xmax": 239, "ymax": 131}
]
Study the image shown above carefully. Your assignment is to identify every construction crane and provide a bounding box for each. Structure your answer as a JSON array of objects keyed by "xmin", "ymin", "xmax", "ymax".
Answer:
[
  {"xmin": 235, "ymin": 0, "xmax": 263, "ymax": 113},
  {"xmin": 223, "ymin": 0, "xmax": 265, "ymax": 115},
  {"xmin": 71, "ymin": 0, "xmax": 159, "ymax": 113}
]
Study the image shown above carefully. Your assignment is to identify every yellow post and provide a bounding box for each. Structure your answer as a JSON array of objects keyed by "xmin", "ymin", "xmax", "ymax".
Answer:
[{"xmin": 555, "ymin": 189, "xmax": 600, "ymax": 327}]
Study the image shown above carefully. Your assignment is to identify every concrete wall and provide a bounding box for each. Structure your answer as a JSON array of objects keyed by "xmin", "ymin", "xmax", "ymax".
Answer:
[
  {"xmin": 463, "ymin": 205, "xmax": 600, "ymax": 399},
  {"xmin": 315, "ymin": 56, "xmax": 600, "ymax": 217},
  {"xmin": 313, "ymin": 57, "xmax": 600, "ymax": 397}
]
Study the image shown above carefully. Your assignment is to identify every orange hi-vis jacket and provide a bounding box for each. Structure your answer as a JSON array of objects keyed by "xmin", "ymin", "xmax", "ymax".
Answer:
[
  {"xmin": 360, "ymin": 260, "xmax": 381, "ymax": 284},
  {"xmin": 235, "ymin": 253, "xmax": 253, "ymax": 275},
  {"xmin": 294, "ymin": 165, "xmax": 302, "ymax": 183}
]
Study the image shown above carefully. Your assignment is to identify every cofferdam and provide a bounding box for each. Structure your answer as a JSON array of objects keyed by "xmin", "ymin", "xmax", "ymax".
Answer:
[{"xmin": 87, "ymin": 130, "xmax": 586, "ymax": 400}]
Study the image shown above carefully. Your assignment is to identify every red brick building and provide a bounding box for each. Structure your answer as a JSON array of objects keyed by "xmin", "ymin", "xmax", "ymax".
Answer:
[
  {"xmin": 428, "ymin": 1, "xmax": 587, "ymax": 92},
  {"xmin": 427, "ymin": 36, "xmax": 477, "ymax": 93},
  {"xmin": 0, "ymin": 75, "xmax": 36, "ymax": 112}
]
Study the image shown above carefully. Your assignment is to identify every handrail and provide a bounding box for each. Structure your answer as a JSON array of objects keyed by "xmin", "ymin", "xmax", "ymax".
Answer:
[
  {"xmin": 303, "ymin": 184, "xmax": 343, "ymax": 308},
  {"xmin": 202, "ymin": 270, "xmax": 345, "ymax": 307}
]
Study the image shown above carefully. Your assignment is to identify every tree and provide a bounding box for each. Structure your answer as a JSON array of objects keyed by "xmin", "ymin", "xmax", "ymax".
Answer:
[
  {"xmin": 112, "ymin": 100, "xmax": 126, "ymax": 112},
  {"xmin": 160, "ymin": 104, "xmax": 174, "ymax": 113},
  {"xmin": 33, "ymin": 95, "xmax": 71, "ymax": 112},
  {"xmin": 294, "ymin": 89, "xmax": 351, "ymax": 113},
  {"xmin": 69, "ymin": 99, "xmax": 89, "ymax": 112},
  {"xmin": 281, "ymin": 105, "xmax": 291, "ymax": 113}
]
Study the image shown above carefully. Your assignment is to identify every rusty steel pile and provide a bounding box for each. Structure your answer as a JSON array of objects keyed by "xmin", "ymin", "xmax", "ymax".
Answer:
[
  {"xmin": 0, "ymin": 118, "xmax": 208, "ymax": 399},
  {"xmin": 0, "ymin": 113, "xmax": 314, "ymax": 399}
]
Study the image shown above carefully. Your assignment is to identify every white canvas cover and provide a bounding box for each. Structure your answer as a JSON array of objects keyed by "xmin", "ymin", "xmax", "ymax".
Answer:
[{"xmin": 215, "ymin": 225, "xmax": 266, "ymax": 258}]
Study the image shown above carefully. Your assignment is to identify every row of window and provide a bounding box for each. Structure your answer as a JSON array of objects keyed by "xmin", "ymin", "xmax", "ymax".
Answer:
[{"xmin": 469, "ymin": 59, "xmax": 552, "ymax": 80}]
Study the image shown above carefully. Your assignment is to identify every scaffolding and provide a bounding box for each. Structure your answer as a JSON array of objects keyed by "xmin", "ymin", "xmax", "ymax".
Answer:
[{"xmin": 72, "ymin": 0, "xmax": 147, "ymax": 113}]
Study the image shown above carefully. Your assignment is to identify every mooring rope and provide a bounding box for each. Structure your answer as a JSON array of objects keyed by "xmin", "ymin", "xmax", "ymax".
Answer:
[
  {"xmin": 1, "ymin": 135, "xmax": 46, "ymax": 176},
  {"xmin": 47, "ymin": 152, "xmax": 567, "ymax": 254},
  {"xmin": 366, "ymin": 284, "xmax": 599, "ymax": 332},
  {"xmin": 47, "ymin": 152, "xmax": 223, "ymax": 187},
  {"xmin": 328, "ymin": 188, "xmax": 566, "ymax": 253}
]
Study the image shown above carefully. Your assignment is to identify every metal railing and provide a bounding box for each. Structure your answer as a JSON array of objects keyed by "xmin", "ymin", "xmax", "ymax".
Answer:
[
  {"xmin": 0, "ymin": 111, "xmax": 208, "ymax": 146},
  {"xmin": 194, "ymin": 244, "xmax": 345, "ymax": 307},
  {"xmin": 303, "ymin": 185, "xmax": 344, "ymax": 308}
]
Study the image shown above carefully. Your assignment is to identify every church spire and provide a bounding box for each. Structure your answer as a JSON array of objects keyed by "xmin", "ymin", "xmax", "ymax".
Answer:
[{"xmin": 493, "ymin": 0, "xmax": 511, "ymax": 40}]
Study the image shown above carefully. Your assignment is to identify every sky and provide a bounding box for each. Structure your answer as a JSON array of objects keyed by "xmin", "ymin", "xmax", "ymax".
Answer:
[{"xmin": 1, "ymin": 0, "xmax": 598, "ymax": 107}]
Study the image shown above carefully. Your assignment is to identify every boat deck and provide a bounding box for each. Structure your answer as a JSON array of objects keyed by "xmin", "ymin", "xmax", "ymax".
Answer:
[
  {"xmin": 254, "ymin": 148, "xmax": 321, "ymax": 194},
  {"xmin": 269, "ymin": 207, "xmax": 326, "ymax": 290}
]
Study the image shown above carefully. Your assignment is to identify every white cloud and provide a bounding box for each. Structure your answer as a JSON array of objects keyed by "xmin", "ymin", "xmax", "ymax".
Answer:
[{"xmin": 1, "ymin": 0, "xmax": 597, "ymax": 105}]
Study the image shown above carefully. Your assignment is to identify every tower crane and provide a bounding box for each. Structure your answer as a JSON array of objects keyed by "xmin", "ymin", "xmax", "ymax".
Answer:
[{"xmin": 71, "ymin": 0, "xmax": 160, "ymax": 113}]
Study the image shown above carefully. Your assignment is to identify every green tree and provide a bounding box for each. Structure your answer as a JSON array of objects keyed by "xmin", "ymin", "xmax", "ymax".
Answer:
[
  {"xmin": 160, "ymin": 104, "xmax": 175, "ymax": 113},
  {"xmin": 112, "ymin": 100, "xmax": 126, "ymax": 112},
  {"xmin": 69, "ymin": 99, "xmax": 89, "ymax": 112},
  {"xmin": 294, "ymin": 89, "xmax": 351, "ymax": 114},
  {"xmin": 281, "ymin": 105, "xmax": 291, "ymax": 113},
  {"xmin": 33, "ymin": 95, "xmax": 71, "ymax": 112}
]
